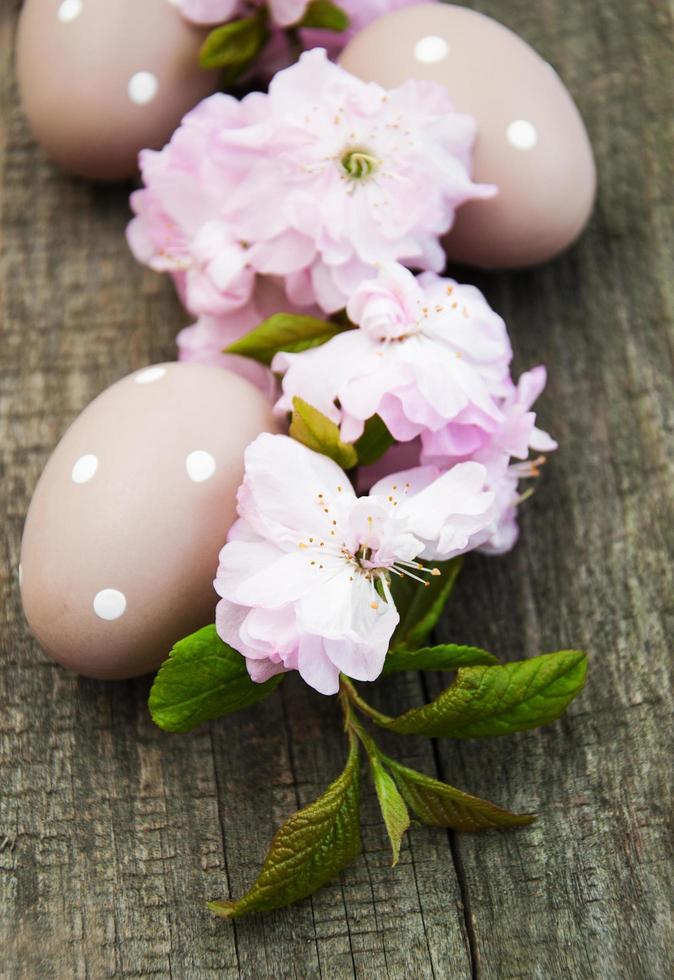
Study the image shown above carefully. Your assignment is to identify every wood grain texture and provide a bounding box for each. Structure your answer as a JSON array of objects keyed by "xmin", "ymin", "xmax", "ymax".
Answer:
[{"xmin": 1, "ymin": 1, "xmax": 672, "ymax": 977}]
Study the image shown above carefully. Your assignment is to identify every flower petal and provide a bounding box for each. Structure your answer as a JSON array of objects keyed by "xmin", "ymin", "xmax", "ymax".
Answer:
[
  {"xmin": 297, "ymin": 634, "xmax": 341, "ymax": 695},
  {"xmin": 238, "ymin": 434, "xmax": 356, "ymax": 547}
]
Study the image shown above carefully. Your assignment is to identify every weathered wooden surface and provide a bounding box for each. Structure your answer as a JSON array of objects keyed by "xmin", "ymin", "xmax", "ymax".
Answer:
[{"xmin": 1, "ymin": 0, "xmax": 672, "ymax": 977}]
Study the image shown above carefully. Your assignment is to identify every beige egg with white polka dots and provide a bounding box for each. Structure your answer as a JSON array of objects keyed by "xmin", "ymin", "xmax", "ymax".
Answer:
[
  {"xmin": 20, "ymin": 363, "xmax": 279, "ymax": 678},
  {"xmin": 339, "ymin": 3, "xmax": 596, "ymax": 268},
  {"xmin": 16, "ymin": 0, "xmax": 219, "ymax": 181}
]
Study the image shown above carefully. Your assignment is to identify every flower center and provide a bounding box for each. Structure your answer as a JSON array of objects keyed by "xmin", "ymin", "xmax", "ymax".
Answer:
[
  {"xmin": 352, "ymin": 543, "xmax": 440, "ymax": 586},
  {"xmin": 340, "ymin": 148, "xmax": 380, "ymax": 181}
]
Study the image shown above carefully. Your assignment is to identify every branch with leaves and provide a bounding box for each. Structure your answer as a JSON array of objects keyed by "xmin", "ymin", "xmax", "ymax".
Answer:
[
  {"xmin": 149, "ymin": 574, "xmax": 586, "ymax": 917},
  {"xmin": 143, "ymin": 303, "xmax": 588, "ymax": 917}
]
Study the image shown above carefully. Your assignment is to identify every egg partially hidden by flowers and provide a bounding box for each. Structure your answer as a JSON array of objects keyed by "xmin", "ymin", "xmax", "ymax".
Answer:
[
  {"xmin": 339, "ymin": 3, "xmax": 596, "ymax": 268},
  {"xmin": 20, "ymin": 363, "xmax": 278, "ymax": 679},
  {"xmin": 16, "ymin": 0, "xmax": 219, "ymax": 181}
]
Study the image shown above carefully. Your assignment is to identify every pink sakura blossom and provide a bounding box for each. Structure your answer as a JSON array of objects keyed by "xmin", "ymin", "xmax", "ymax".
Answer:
[
  {"xmin": 422, "ymin": 366, "xmax": 558, "ymax": 554},
  {"xmin": 177, "ymin": 1, "xmax": 308, "ymax": 28},
  {"xmin": 127, "ymin": 92, "xmax": 272, "ymax": 317},
  {"xmin": 274, "ymin": 262, "xmax": 512, "ymax": 444},
  {"xmin": 214, "ymin": 434, "xmax": 494, "ymax": 694},
  {"xmin": 259, "ymin": 50, "xmax": 493, "ymax": 311},
  {"xmin": 128, "ymin": 50, "xmax": 492, "ymax": 317},
  {"xmin": 177, "ymin": 0, "xmax": 241, "ymax": 25},
  {"xmin": 360, "ymin": 369, "xmax": 557, "ymax": 554}
]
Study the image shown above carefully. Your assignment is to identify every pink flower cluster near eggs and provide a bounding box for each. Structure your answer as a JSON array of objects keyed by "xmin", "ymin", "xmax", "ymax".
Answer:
[
  {"xmin": 126, "ymin": 44, "xmax": 556, "ymax": 696},
  {"xmin": 127, "ymin": 47, "xmax": 492, "ymax": 337},
  {"xmin": 214, "ymin": 434, "xmax": 494, "ymax": 694},
  {"xmin": 208, "ymin": 263, "xmax": 556, "ymax": 691},
  {"xmin": 274, "ymin": 262, "xmax": 556, "ymax": 556}
]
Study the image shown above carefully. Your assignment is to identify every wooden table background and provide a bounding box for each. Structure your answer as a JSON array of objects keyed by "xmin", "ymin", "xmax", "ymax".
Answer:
[{"xmin": 1, "ymin": 1, "xmax": 672, "ymax": 977}]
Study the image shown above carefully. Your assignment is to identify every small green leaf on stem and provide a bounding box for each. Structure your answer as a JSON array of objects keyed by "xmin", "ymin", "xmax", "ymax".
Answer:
[
  {"xmin": 370, "ymin": 757, "xmax": 411, "ymax": 865},
  {"xmin": 384, "ymin": 757, "xmax": 535, "ymax": 831},
  {"xmin": 290, "ymin": 396, "xmax": 358, "ymax": 470},
  {"xmin": 382, "ymin": 651, "xmax": 588, "ymax": 738},
  {"xmin": 353, "ymin": 415, "xmax": 395, "ymax": 467},
  {"xmin": 148, "ymin": 625, "xmax": 282, "ymax": 733},
  {"xmin": 199, "ymin": 14, "xmax": 268, "ymax": 71},
  {"xmin": 209, "ymin": 733, "xmax": 361, "ymax": 918},
  {"xmin": 298, "ymin": 0, "xmax": 350, "ymax": 31},
  {"xmin": 225, "ymin": 312, "xmax": 349, "ymax": 366},
  {"xmin": 383, "ymin": 644, "xmax": 499, "ymax": 675},
  {"xmin": 390, "ymin": 557, "xmax": 463, "ymax": 652}
]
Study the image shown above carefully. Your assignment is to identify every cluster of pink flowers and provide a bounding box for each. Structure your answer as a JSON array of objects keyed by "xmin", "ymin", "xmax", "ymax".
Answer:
[
  {"xmin": 274, "ymin": 262, "xmax": 556, "ymax": 554},
  {"xmin": 127, "ymin": 48, "xmax": 492, "ymax": 360},
  {"xmin": 214, "ymin": 434, "xmax": 495, "ymax": 694},
  {"xmin": 129, "ymin": 43, "xmax": 556, "ymax": 695},
  {"xmin": 209, "ymin": 259, "xmax": 556, "ymax": 690}
]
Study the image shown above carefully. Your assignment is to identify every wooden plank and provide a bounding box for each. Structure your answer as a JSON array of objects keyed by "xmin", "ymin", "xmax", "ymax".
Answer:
[
  {"xmin": 1, "ymin": 0, "xmax": 672, "ymax": 978},
  {"xmin": 425, "ymin": 1, "xmax": 674, "ymax": 977}
]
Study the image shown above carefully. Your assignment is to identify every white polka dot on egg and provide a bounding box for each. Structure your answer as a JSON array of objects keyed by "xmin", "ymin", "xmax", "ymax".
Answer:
[
  {"xmin": 93, "ymin": 589, "xmax": 127, "ymax": 621},
  {"xmin": 57, "ymin": 0, "xmax": 83, "ymax": 23},
  {"xmin": 414, "ymin": 35, "xmax": 449, "ymax": 64},
  {"xmin": 134, "ymin": 366, "xmax": 166, "ymax": 385},
  {"xmin": 128, "ymin": 71, "xmax": 159, "ymax": 106},
  {"xmin": 185, "ymin": 450, "xmax": 216, "ymax": 483},
  {"xmin": 71, "ymin": 453, "xmax": 98, "ymax": 484},
  {"xmin": 506, "ymin": 119, "xmax": 538, "ymax": 150}
]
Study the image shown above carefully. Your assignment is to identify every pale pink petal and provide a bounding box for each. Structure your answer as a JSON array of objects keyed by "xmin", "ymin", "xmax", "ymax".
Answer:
[
  {"xmin": 215, "ymin": 597, "xmax": 250, "ymax": 651},
  {"xmin": 177, "ymin": 0, "xmax": 241, "ymax": 25},
  {"xmin": 238, "ymin": 434, "xmax": 356, "ymax": 546},
  {"xmin": 240, "ymin": 605, "xmax": 298, "ymax": 656},
  {"xmin": 247, "ymin": 658, "xmax": 289, "ymax": 683},
  {"xmin": 297, "ymin": 635, "xmax": 341, "ymax": 695},
  {"xmin": 530, "ymin": 426, "xmax": 558, "ymax": 452},
  {"xmin": 234, "ymin": 551, "xmax": 341, "ymax": 609},
  {"xmin": 269, "ymin": 0, "xmax": 309, "ymax": 27}
]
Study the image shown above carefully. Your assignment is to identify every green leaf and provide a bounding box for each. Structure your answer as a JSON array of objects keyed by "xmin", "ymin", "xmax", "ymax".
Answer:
[
  {"xmin": 209, "ymin": 734, "xmax": 361, "ymax": 918},
  {"xmin": 370, "ymin": 757, "xmax": 410, "ymax": 866},
  {"xmin": 390, "ymin": 557, "xmax": 463, "ymax": 652},
  {"xmin": 353, "ymin": 415, "xmax": 395, "ymax": 468},
  {"xmin": 290, "ymin": 396, "xmax": 358, "ymax": 470},
  {"xmin": 384, "ymin": 757, "xmax": 535, "ymax": 831},
  {"xmin": 225, "ymin": 313, "xmax": 350, "ymax": 366},
  {"xmin": 199, "ymin": 14, "xmax": 268, "ymax": 72},
  {"xmin": 382, "ymin": 644, "xmax": 499, "ymax": 676},
  {"xmin": 382, "ymin": 651, "xmax": 588, "ymax": 738},
  {"xmin": 298, "ymin": 0, "xmax": 350, "ymax": 31},
  {"xmin": 148, "ymin": 625, "xmax": 282, "ymax": 734}
]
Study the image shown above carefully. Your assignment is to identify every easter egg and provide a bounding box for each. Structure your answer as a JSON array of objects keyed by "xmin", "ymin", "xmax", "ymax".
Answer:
[
  {"xmin": 20, "ymin": 363, "xmax": 278, "ymax": 679},
  {"xmin": 339, "ymin": 3, "xmax": 596, "ymax": 269},
  {"xmin": 16, "ymin": 0, "xmax": 219, "ymax": 181}
]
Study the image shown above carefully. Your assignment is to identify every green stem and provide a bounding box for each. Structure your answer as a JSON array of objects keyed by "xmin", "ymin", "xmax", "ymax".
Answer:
[
  {"xmin": 339, "ymin": 676, "xmax": 393, "ymax": 728},
  {"xmin": 339, "ymin": 681, "xmax": 382, "ymax": 761}
]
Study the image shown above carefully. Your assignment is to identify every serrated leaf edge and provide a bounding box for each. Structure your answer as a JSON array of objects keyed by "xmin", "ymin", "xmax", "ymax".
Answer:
[
  {"xmin": 382, "ymin": 651, "xmax": 588, "ymax": 739},
  {"xmin": 209, "ymin": 733, "xmax": 361, "ymax": 918}
]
